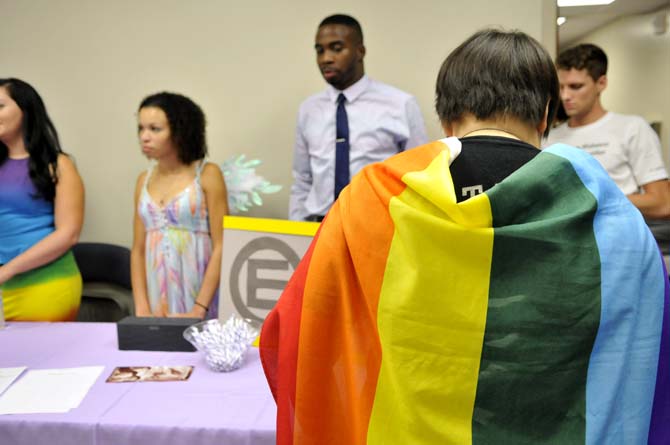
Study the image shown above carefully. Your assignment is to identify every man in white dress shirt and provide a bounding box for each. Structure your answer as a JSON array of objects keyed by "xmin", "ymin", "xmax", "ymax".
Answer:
[{"xmin": 288, "ymin": 14, "xmax": 428, "ymax": 221}]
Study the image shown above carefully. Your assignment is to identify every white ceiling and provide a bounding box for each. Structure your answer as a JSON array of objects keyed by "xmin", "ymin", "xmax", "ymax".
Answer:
[{"xmin": 558, "ymin": 0, "xmax": 670, "ymax": 47}]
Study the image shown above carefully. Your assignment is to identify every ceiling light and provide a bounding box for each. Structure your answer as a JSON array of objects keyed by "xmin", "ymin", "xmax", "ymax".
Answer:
[
  {"xmin": 557, "ymin": 16, "xmax": 567, "ymax": 26},
  {"xmin": 557, "ymin": 0, "xmax": 615, "ymax": 6}
]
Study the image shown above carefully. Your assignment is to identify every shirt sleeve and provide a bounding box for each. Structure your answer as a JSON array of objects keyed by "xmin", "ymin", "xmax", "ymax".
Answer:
[
  {"xmin": 627, "ymin": 118, "xmax": 669, "ymax": 187},
  {"xmin": 403, "ymin": 97, "xmax": 429, "ymax": 151},
  {"xmin": 288, "ymin": 113, "xmax": 312, "ymax": 221}
]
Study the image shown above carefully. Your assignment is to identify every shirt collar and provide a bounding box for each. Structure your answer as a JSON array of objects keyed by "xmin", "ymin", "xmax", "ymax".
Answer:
[{"xmin": 327, "ymin": 75, "xmax": 370, "ymax": 104}]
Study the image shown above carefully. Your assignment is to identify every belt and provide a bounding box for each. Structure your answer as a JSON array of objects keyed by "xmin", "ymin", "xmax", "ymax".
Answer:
[{"xmin": 305, "ymin": 214, "xmax": 325, "ymax": 222}]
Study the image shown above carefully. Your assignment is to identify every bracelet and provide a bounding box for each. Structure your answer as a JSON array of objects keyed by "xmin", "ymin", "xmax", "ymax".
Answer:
[{"xmin": 194, "ymin": 301, "xmax": 209, "ymax": 311}]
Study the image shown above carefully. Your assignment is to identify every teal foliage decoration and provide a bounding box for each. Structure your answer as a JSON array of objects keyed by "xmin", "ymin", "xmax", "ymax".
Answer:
[{"xmin": 221, "ymin": 155, "xmax": 282, "ymax": 213}]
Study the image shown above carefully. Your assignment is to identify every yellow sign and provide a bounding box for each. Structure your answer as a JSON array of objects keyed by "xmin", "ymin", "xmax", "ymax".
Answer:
[{"xmin": 218, "ymin": 216, "xmax": 319, "ymax": 323}]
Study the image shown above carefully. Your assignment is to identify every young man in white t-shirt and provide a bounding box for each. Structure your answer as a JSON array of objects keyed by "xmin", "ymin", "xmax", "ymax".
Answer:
[{"xmin": 545, "ymin": 44, "xmax": 670, "ymax": 221}]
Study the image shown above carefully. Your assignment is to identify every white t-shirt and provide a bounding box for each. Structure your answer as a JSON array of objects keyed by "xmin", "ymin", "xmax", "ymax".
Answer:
[{"xmin": 544, "ymin": 112, "xmax": 668, "ymax": 195}]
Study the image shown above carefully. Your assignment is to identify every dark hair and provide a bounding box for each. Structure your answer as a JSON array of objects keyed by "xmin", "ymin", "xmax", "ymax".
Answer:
[
  {"xmin": 556, "ymin": 43, "xmax": 608, "ymax": 81},
  {"xmin": 0, "ymin": 78, "xmax": 64, "ymax": 202},
  {"xmin": 435, "ymin": 29, "xmax": 559, "ymax": 137},
  {"xmin": 138, "ymin": 92, "xmax": 207, "ymax": 164},
  {"xmin": 319, "ymin": 14, "xmax": 364, "ymax": 44}
]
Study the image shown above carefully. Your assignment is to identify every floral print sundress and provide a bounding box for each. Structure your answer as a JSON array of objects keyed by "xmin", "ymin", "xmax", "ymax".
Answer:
[{"xmin": 138, "ymin": 161, "xmax": 217, "ymax": 318}]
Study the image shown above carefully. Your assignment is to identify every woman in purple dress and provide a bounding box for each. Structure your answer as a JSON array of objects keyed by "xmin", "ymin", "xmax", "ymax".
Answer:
[{"xmin": 0, "ymin": 78, "xmax": 85, "ymax": 321}]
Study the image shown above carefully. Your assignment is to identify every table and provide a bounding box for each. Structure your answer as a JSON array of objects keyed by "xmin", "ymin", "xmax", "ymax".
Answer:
[{"xmin": 0, "ymin": 322, "xmax": 276, "ymax": 445}]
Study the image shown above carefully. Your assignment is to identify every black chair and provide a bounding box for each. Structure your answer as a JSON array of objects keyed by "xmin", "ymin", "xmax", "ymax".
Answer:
[{"xmin": 72, "ymin": 242, "xmax": 134, "ymax": 322}]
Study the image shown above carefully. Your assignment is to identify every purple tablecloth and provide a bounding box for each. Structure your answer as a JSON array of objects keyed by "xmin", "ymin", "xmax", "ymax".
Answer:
[{"xmin": 0, "ymin": 322, "xmax": 276, "ymax": 445}]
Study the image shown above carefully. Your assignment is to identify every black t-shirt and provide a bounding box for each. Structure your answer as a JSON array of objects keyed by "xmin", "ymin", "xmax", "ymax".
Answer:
[{"xmin": 450, "ymin": 136, "xmax": 539, "ymax": 203}]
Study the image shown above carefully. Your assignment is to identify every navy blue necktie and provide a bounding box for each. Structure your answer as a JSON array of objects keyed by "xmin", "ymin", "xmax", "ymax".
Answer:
[{"xmin": 334, "ymin": 93, "xmax": 350, "ymax": 201}]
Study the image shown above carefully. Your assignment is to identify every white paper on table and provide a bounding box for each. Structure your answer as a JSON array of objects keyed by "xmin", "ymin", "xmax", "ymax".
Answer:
[
  {"xmin": 0, "ymin": 367, "xmax": 26, "ymax": 396},
  {"xmin": 0, "ymin": 366, "xmax": 104, "ymax": 415}
]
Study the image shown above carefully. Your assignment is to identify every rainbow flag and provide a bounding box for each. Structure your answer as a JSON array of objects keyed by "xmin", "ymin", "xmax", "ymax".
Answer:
[{"xmin": 260, "ymin": 139, "xmax": 669, "ymax": 445}]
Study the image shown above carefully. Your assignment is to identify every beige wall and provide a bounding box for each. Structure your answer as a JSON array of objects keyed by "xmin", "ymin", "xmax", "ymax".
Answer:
[
  {"xmin": 572, "ymin": 7, "xmax": 670, "ymax": 165},
  {"xmin": 1, "ymin": 0, "xmax": 556, "ymax": 247}
]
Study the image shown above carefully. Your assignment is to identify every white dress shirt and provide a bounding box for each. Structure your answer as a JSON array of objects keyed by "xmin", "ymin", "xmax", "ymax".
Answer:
[{"xmin": 289, "ymin": 75, "xmax": 428, "ymax": 221}]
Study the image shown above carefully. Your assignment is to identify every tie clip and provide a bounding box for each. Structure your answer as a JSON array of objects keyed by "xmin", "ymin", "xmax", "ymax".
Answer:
[{"xmin": 336, "ymin": 138, "xmax": 347, "ymax": 142}]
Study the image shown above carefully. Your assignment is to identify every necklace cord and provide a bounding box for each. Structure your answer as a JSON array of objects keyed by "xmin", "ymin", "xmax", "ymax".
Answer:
[{"xmin": 461, "ymin": 127, "xmax": 521, "ymax": 140}]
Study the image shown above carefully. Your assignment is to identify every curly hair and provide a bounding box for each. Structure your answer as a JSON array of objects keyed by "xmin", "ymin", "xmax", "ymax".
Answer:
[
  {"xmin": 138, "ymin": 92, "xmax": 207, "ymax": 164},
  {"xmin": 556, "ymin": 43, "xmax": 608, "ymax": 81},
  {"xmin": 0, "ymin": 78, "xmax": 64, "ymax": 202},
  {"xmin": 435, "ymin": 29, "xmax": 559, "ymax": 137}
]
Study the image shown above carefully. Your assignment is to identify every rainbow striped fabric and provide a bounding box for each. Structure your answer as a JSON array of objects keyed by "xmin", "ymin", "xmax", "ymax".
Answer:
[
  {"xmin": 2, "ymin": 251, "xmax": 82, "ymax": 321},
  {"xmin": 260, "ymin": 139, "xmax": 669, "ymax": 445}
]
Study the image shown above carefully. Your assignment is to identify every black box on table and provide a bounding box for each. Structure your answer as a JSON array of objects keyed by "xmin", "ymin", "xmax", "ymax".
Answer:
[{"xmin": 116, "ymin": 316, "xmax": 200, "ymax": 352}]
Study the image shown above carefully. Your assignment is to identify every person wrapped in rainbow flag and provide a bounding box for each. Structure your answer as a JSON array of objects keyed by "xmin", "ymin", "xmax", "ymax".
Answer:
[{"xmin": 260, "ymin": 28, "xmax": 669, "ymax": 445}]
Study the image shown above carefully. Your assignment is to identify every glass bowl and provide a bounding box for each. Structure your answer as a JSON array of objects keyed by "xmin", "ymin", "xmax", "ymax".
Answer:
[{"xmin": 183, "ymin": 315, "xmax": 260, "ymax": 372}]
